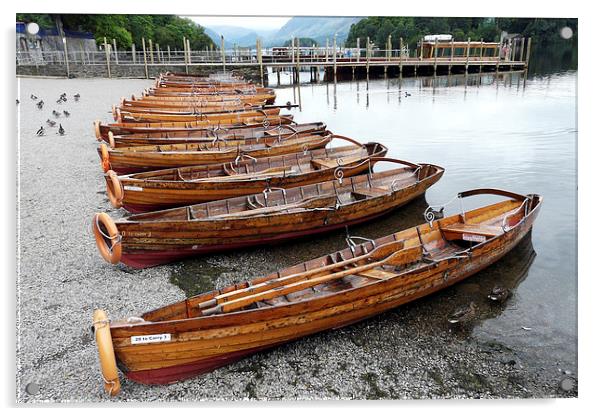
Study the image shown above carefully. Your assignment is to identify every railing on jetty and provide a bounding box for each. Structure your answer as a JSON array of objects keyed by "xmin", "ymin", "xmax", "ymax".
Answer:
[{"xmin": 16, "ymin": 35, "xmax": 531, "ymax": 82}]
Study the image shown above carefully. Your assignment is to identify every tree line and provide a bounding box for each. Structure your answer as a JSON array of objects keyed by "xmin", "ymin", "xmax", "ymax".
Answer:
[
  {"xmin": 345, "ymin": 17, "xmax": 577, "ymax": 50},
  {"xmin": 16, "ymin": 14, "xmax": 215, "ymax": 50}
]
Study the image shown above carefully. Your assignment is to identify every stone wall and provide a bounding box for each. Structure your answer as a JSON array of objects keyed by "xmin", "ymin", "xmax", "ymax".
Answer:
[{"xmin": 16, "ymin": 63, "xmax": 266, "ymax": 83}]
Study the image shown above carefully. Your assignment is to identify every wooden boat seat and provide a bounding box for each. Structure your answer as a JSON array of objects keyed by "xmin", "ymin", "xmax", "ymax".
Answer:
[
  {"xmin": 355, "ymin": 268, "xmax": 397, "ymax": 280},
  {"xmin": 440, "ymin": 223, "xmax": 503, "ymax": 242},
  {"xmin": 351, "ymin": 187, "xmax": 389, "ymax": 200},
  {"xmin": 311, "ymin": 156, "xmax": 362, "ymax": 170},
  {"xmin": 311, "ymin": 158, "xmax": 339, "ymax": 170}
]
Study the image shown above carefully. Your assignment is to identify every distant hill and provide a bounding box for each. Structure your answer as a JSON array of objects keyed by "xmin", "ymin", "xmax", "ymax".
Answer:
[
  {"xmin": 205, "ymin": 17, "xmax": 363, "ymax": 48},
  {"xmin": 205, "ymin": 25, "xmax": 278, "ymax": 48},
  {"xmin": 269, "ymin": 16, "xmax": 363, "ymax": 46}
]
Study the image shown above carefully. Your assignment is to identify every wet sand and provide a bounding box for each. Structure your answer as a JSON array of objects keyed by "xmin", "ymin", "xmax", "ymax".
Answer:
[{"xmin": 16, "ymin": 77, "xmax": 576, "ymax": 402}]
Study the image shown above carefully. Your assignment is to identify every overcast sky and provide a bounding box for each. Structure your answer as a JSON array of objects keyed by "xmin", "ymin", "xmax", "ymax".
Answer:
[{"xmin": 185, "ymin": 16, "xmax": 291, "ymax": 30}]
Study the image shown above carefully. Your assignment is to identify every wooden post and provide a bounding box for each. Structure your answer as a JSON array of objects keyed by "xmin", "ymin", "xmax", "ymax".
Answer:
[
  {"xmin": 167, "ymin": 45, "xmax": 171, "ymax": 63},
  {"xmin": 465, "ymin": 37, "xmax": 470, "ymax": 73},
  {"xmin": 112, "ymin": 38, "xmax": 119, "ymax": 64},
  {"xmin": 141, "ymin": 37, "xmax": 148, "ymax": 79},
  {"xmin": 187, "ymin": 39, "xmax": 192, "ymax": 65},
  {"xmin": 356, "ymin": 37, "xmax": 360, "ymax": 62},
  {"xmin": 399, "ymin": 37, "xmax": 403, "ymax": 78},
  {"xmin": 450, "ymin": 38, "xmax": 454, "ymax": 74},
  {"xmin": 103, "ymin": 37, "xmax": 111, "ymax": 78},
  {"xmin": 325, "ymin": 38, "xmax": 329, "ymax": 63},
  {"xmin": 221, "ymin": 35, "xmax": 226, "ymax": 72},
  {"xmin": 156, "ymin": 43, "xmax": 160, "ymax": 63},
  {"xmin": 62, "ymin": 37, "xmax": 70, "ymax": 78},
  {"xmin": 131, "ymin": 43, "xmax": 136, "ymax": 64},
  {"xmin": 496, "ymin": 37, "xmax": 502, "ymax": 73},
  {"xmin": 525, "ymin": 37, "xmax": 532, "ymax": 73},
  {"xmin": 296, "ymin": 37, "xmax": 301, "ymax": 84},
  {"xmin": 149, "ymin": 39, "xmax": 154, "ymax": 64},
  {"xmin": 256, "ymin": 38, "xmax": 264, "ymax": 87},
  {"xmin": 479, "ymin": 38, "xmax": 484, "ymax": 73},
  {"xmin": 387, "ymin": 34, "xmax": 392, "ymax": 61},
  {"xmin": 420, "ymin": 39, "xmax": 423, "ymax": 60},
  {"xmin": 333, "ymin": 36, "xmax": 337, "ymax": 81},
  {"xmin": 519, "ymin": 37, "xmax": 525, "ymax": 62},
  {"xmin": 366, "ymin": 37, "xmax": 370, "ymax": 80},
  {"xmin": 434, "ymin": 38, "xmax": 438, "ymax": 73},
  {"xmin": 182, "ymin": 37, "xmax": 188, "ymax": 74}
]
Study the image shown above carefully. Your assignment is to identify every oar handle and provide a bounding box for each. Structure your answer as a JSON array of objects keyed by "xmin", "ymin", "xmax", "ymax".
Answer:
[{"xmin": 458, "ymin": 188, "xmax": 527, "ymax": 201}]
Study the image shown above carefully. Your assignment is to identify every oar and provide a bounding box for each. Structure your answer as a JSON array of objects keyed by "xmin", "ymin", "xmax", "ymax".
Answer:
[
  {"xmin": 197, "ymin": 239, "xmax": 409, "ymax": 311},
  {"xmin": 189, "ymin": 166, "xmax": 293, "ymax": 183},
  {"xmin": 208, "ymin": 195, "xmax": 337, "ymax": 220},
  {"xmin": 201, "ymin": 245, "xmax": 423, "ymax": 316}
]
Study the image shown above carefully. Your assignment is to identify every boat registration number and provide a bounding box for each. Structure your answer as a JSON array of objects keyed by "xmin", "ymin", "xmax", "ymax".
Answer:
[
  {"xmin": 462, "ymin": 233, "xmax": 487, "ymax": 243},
  {"xmin": 131, "ymin": 333, "xmax": 171, "ymax": 345},
  {"xmin": 124, "ymin": 186, "xmax": 143, "ymax": 192}
]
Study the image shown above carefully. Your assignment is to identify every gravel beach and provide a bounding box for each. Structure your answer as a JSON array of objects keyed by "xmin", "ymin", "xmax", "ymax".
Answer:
[{"xmin": 16, "ymin": 76, "xmax": 577, "ymax": 402}]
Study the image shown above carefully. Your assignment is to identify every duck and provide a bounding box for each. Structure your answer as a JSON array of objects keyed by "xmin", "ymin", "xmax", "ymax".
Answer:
[
  {"xmin": 16, "ymin": 99, "xmax": 20, "ymax": 105},
  {"xmin": 63, "ymin": 110, "xmax": 70, "ymax": 117},
  {"xmin": 73, "ymin": 93, "xmax": 80, "ymax": 101},
  {"xmin": 36, "ymin": 126, "xmax": 45, "ymax": 136},
  {"xmin": 36, "ymin": 100, "xmax": 44, "ymax": 109},
  {"xmin": 30, "ymin": 94, "xmax": 38, "ymax": 100},
  {"xmin": 404, "ymin": 92, "xmax": 412, "ymax": 97},
  {"xmin": 46, "ymin": 119, "xmax": 56, "ymax": 127},
  {"xmin": 58, "ymin": 124, "xmax": 65, "ymax": 136},
  {"xmin": 56, "ymin": 98, "xmax": 63, "ymax": 104},
  {"xmin": 448, "ymin": 302, "xmax": 477, "ymax": 325},
  {"xmin": 488, "ymin": 286, "xmax": 511, "ymax": 303},
  {"xmin": 52, "ymin": 110, "xmax": 61, "ymax": 118}
]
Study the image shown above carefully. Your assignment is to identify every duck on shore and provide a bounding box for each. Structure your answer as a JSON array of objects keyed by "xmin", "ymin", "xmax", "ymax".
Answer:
[{"xmin": 448, "ymin": 302, "xmax": 477, "ymax": 325}]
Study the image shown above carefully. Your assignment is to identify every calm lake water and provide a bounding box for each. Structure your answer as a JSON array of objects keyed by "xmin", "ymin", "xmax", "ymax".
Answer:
[{"xmin": 243, "ymin": 66, "xmax": 577, "ymax": 374}]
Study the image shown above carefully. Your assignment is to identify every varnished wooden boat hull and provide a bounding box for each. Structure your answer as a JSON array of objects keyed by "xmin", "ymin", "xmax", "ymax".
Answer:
[
  {"xmin": 111, "ymin": 143, "xmax": 387, "ymax": 212},
  {"xmin": 106, "ymin": 122, "xmax": 326, "ymax": 148},
  {"xmin": 101, "ymin": 134, "xmax": 332, "ymax": 174},
  {"xmin": 95, "ymin": 162, "xmax": 444, "ymax": 267},
  {"xmin": 118, "ymin": 108, "xmax": 280, "ymax": 123},
  {"xmin": 100, "ymin": 190, "xmax": 541, "ymax": 386},
  {"xmin": 96, "ymin": 115, "xmax": 294, "ymax": 140}
]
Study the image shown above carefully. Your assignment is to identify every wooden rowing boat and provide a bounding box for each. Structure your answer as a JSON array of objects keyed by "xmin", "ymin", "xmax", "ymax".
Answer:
[
  {"xmin": 91, "ymin": 188, "xmax": 540, "ymax": 394},
  {"xmin": 104, "ymin": 140, "xmax": 387, "ymax": 212},
  {"xmin": 117, "ymin": 100, "xmax": 265, "ymax": 115},
  {"xmin": 116, "ymin": 107, "xmax": 280, "ymax": 123},
  {"xmin": 132, "ymin": 93, "xmax": 276, "ymax": 105},
  {"xmin": 104, "ymin": 122, "xmax": 326, "ymax": 148},
  {"xmin": 146, "ymin": 86, "xmax": 274, "ymax": 96},
  {"xmin": 98, "ymin": 131, "xmax": 333, "ymax": 174},
  {"xmin": 93, "ymin": 115, "xmax": 294, "ymax": 140},
  {"xmin": 120, "ymin": 97, "xmax": 267, "ymax": 110},
  {"xmin": 92, "ymin": 158, "xmax": 443, "ymax": 268}
]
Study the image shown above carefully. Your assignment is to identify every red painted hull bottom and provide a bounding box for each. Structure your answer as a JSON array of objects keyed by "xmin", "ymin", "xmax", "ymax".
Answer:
[
  {"xmin": 124, "ymin": 344, "xmax": 280, "ymax": 385},
  {"xmin": 120, "ymin": 204, "xmax": 411, "ymax": 269}
]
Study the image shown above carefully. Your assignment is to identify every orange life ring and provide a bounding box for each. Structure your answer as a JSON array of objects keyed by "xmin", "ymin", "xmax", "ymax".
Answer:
[
  {"xmin": 92, "ymin": 212, "xmax": 122, "ymax": 264},
  {"xmin": 105, "ymin": 170, "xmax": 124, "ymax": 208},
  {"xmin": 99, "ymin": 143, "xmax": 111, "ymax": 173},
  {"xmin": 108, "ymin": 131, "xmax": 116, "ymax": 149},
  {"xmin": 93, "ymin": 120, "xmax": 101, "ymax": 141},
  {"xmin": 92, "ymin": 309, "xmax": 121, "ymax": 396}
]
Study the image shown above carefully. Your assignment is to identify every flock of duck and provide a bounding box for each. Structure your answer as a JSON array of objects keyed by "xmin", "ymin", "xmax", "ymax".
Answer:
[{"xmin": 19, "ymin": 91, "xmax": 80, "ymax": 137}]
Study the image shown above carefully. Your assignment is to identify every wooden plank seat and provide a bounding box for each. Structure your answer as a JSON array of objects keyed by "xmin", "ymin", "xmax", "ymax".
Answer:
[
  {"xmin": 355, "ymin": 268, "xmax": 397, "ymax": 280},
  {"xmin": 440, "ymin": 222, "xmax": 503, "ymax": 242},
  {"xmin": 351, "ymin": 187, "xmax": 389, "ymax": 200}
]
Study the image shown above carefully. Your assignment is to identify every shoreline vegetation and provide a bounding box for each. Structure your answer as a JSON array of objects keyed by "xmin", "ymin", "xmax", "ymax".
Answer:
[
  {"xmin": 16, "ymin": 14, "xmax": 215, "ymax": 50},
  {"xmin": 346, "ymin": 17, "xmax": 578, "ymax": 51}
]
